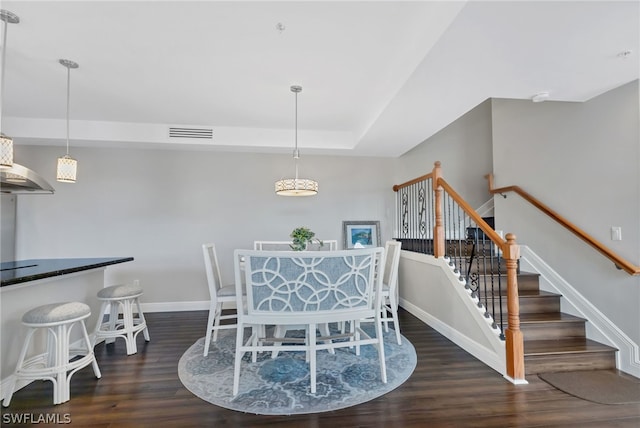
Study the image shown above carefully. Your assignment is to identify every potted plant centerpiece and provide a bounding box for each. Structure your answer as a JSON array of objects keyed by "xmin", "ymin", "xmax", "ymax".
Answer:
[{"xmin": 290, "ymin": 227, "xmax": 323, "ymax": 251}]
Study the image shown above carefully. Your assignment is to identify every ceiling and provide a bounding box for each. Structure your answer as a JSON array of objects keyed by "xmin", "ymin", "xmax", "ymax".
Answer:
[{"xmin": 2, "ymin": 1, "xmax": 638, "ymax": 158}]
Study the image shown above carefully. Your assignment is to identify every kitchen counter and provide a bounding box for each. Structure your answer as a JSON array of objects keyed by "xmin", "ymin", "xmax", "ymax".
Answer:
[
  {"xmin": 1, "ymin": 257, "xmax": 134, "ymax": 287},
  {"xmin": 1, "ymin": 256, "xmax": 134, "ymax": 383}
]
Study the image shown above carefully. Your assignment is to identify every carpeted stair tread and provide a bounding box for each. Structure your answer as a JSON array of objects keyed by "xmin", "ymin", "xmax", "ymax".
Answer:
[{"xmin": 524, "ymin": 338, "xmax": 618, "ymax": 356}]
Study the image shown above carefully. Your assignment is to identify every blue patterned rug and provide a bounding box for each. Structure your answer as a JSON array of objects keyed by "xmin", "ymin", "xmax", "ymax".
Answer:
[{"xmin": 178, "ymin": 325, "xmax": 416, "ymax": 415}]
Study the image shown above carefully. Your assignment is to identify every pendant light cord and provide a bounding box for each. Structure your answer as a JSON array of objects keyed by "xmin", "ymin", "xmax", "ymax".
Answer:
[
  {"xmin": 275, "ymin": 84, "xmax": 317, "ymax": 196},
  {"xmin": 0, "ymin": 16, "xmax": 8, "ymax": 135},
  {"xmin": 59, "ymin": 59, "xmax": 78, "ymax": 156},
  {"xmin": 294, "ymin": 89, "xmax": 299, "ymax": 180},
  {"xmin": 65, "ymin": 64, "xmax": 70, "ymax": 155},
  {"xmin": 0, "ymin": 10, "xmax": 18, "ymax": 137}
]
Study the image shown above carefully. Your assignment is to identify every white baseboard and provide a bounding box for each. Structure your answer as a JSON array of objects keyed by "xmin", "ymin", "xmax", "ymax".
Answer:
[
  {"xmin": 139, "ymin": 300, "xmax": 209, "ymax": 313},
  {"xmin": 138, "ymin": 300, "xmax": 239, "ymax": 313}
]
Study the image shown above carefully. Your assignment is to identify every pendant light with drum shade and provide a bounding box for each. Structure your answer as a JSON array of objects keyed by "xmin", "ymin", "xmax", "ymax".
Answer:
[
  {"xmin": 0, "ymin": 10, "xmax": 19, "ymax": 168},
  {"xmin": 56, "ymin": 59, "xmax": 78, "ymax": 183},
  {"xmin": 275, "ymin": 85, "xmax": 318, "ymax": 196}
]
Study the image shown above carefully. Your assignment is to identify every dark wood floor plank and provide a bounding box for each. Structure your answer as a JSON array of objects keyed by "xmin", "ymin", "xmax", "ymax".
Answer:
[{"xmin": 1, "ymin": 308, "xmax": 638, "ymax": 427}]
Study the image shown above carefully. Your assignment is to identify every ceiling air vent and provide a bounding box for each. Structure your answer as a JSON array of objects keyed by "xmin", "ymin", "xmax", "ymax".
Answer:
[{"xmin": 169, "ymin": 127, "xmax": 213, "ymax": 139}]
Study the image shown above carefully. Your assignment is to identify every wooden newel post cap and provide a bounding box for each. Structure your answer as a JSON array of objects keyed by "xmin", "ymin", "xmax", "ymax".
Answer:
[{"xmin": 504, "ymin": 233, "xmax": 520, "ymax": 260}]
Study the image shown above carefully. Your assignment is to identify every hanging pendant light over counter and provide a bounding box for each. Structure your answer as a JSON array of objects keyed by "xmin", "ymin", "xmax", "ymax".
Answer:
[
  {"xmin": 0, "ymin": 9, "xmax": 54, "ymax": 194},
  {"xmin": 56, "ymin": 59, "xmax": 78, "ymax": 183},
  {"xmin": 275, "ymin": 85, "xmax": 318, "ymax": 196},
  {"xmin": 0, "ymin": 10, "xmax": 20, "ymax": 168}
]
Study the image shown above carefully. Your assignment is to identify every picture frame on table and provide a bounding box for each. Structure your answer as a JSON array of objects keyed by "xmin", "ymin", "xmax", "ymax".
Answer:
[{"xmin": 342, "ymin": 221, "xmax": 381, "ymax": 249}]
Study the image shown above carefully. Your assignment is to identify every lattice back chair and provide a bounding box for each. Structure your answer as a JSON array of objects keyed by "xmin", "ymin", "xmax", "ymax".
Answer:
[
  {"xmin": 253, "ymin": 240, "xmax": 338, "ymax": 251},
  {"xmin": 202, "ymin": 243, "xmax": 244, "ymax": 357},
  {"xmin": 253, "ymin": 239, "xmax": 339, "ymax": 358},
  {"xmin": 232, "ymin": 248, "xmax": 387, "ymax": 396},
  {"xmin": 380, "ymin": 240, "xmax": 403, "ymax": 345}
]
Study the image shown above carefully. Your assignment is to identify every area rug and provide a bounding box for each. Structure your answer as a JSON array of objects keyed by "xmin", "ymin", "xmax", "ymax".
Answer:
[
  {"xmin": 178, "ymin": 325, "xmax": 416, "ymax": 415},
  {"xmin": 539, "ymin": 370, "xmax": 640, "ymax": 405}
]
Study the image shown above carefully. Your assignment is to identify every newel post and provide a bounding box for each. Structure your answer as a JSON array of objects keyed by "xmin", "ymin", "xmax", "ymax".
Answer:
[
  {"xmin": 432, "ymin": 161, "xmax": 445, "ymax": 258},
  {"xmin": 504, "ymin": 233, "xmax": 525, "ymax": 383}
]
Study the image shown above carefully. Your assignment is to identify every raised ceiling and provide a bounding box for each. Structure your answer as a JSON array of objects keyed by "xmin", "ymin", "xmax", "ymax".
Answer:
[{"xmin": 2, "ymin": 1, "xmax": 638, "ymax": 157}]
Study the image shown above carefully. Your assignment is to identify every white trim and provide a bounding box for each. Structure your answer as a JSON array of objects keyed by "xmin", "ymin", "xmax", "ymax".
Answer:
[
  {"xmin": 475, "ymin": 198, "xmax": 495, "ymax": 218},
  {"xmin": 520, "ymin": 245, "xmax": 640, "ymax": 378},
  {"xmin": 139, "ymin": 300, "xmax": 210, "ymax": 313},
  {"xmin": 503, "ymin": 375, "xmax": 529, "ymax": 385}
]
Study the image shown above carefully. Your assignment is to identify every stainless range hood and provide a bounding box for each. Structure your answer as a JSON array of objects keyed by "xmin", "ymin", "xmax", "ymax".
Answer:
[{"xmin": 0, "ymin": 163, "xmax": 55, "ymax": 194}]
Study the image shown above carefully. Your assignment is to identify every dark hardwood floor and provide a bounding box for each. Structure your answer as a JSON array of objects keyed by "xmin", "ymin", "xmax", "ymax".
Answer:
[{"xmin": 2, "ymin": 308, "xmax": 639, "ymax": 427}]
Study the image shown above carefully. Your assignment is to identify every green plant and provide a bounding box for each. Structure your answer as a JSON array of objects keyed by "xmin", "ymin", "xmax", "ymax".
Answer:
[{"xmin": 290, "ymin": 227, "xmax": 323, "ymax": 251}]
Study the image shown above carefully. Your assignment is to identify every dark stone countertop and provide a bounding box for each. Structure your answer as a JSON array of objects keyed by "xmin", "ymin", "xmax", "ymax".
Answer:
[{"xmin": 1, "ymin": 257, "xmax": 134, "ymax": 287}]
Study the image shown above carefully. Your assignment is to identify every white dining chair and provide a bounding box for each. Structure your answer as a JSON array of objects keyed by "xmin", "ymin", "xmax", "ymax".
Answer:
[
  {"xmin": 232, "ymin": 248, "xmax": 387, "ymax": 396},
  {"xmin": 380, "ymin": 240, "xmax": 403, "ymax": 345},
  {"xmin": 252, "ymin": 239, "xmax": 338, "ymax": 358},
  {"xmin": 202, "ymin": 243, "xmax": 244, "ymax": 357}
]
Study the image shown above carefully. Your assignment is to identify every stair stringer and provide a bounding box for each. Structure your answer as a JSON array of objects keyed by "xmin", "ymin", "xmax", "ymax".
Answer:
[
  {"xmin": 398, "ymin": 251, "xmax": 509, "ymax": 379},
  {"xmin": 520, "ymin": 245, "xmax": 640, "ymax": 378}
]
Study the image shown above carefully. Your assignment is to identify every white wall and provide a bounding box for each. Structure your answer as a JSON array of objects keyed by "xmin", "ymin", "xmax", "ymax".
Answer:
[
  {"xmin": 397, "ymin": 99, "xmax": 494, "ymax": 209},
  {"xmin": 13, "ymin": 146, "xmax": 395, "ymax": 307},
  {"xmin": 393, "ymin": 97, "xmax": 505, "ymax": 375},
  {"xmin": 393, "ymin": 81, "xmax": 639, "ymax": 375},
  {"xmin": 491, "ymin": 80, "xmax": 640, "ymax": 347}
]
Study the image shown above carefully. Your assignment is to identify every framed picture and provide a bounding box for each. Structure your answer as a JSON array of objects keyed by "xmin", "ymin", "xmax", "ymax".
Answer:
[{"xmin": 343, "ymin": 221, "xmax": 381, "ymax": 249}]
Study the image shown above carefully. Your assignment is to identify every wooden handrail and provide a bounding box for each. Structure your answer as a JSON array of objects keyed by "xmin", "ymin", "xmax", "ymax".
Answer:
[
  {"xmin": 392, "ymin": 172, "xmax": 434, "ymax": 192},
  {"xmin": 438, "ymin": 178, "xmax": 506, "ymax": 254},
  {"xmin": 393, "ymin": 162, "xmax": 525, "ymax": 382},
  {"xmin": 486, "ymin": 173, "xmax": 640, "ymax": 276},
  {"xmin": 437, "ymin": 176, "xmax": 525, "ymax": 380}
]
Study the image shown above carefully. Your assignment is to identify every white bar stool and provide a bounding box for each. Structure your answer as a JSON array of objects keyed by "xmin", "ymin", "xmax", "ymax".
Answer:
[
  {"xmin": 93, "ymin": 283, "xmax": 150, "ymax": 355},
  {"xmin": 2, "ymin": 302, "xmax": 101, "ymax": 406}
]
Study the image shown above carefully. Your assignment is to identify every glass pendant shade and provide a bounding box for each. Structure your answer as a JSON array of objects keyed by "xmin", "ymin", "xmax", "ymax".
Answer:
[
  {"xmin": 56, "ymin": 155, "xmax": 77, "ymax": 183},
  {"xmin": 0, "ymin": 134, "xmax": 13, "ymax": 167}
]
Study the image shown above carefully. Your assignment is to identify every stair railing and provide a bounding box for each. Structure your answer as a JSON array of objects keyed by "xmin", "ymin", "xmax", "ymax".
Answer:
[
  {"xmin": 486, "ymin": 174, "xmax": 640, "ymax": 276},
  {"xmin": 394, "ymin": 161, "xmax": 525, "ymax": 382}
]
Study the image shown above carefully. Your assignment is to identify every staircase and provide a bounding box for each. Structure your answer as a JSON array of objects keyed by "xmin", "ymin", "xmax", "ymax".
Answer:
[
  {"xmin": 466, "ymin": 221, "xmax": 618, "ymax": 375},
  {"xmin": 514, "ymin": 271, "xmax": 618, "ymax": 374},
  {"xmin": 393, "ymin": 166, "xmax": 623, "ymax": 378}
]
